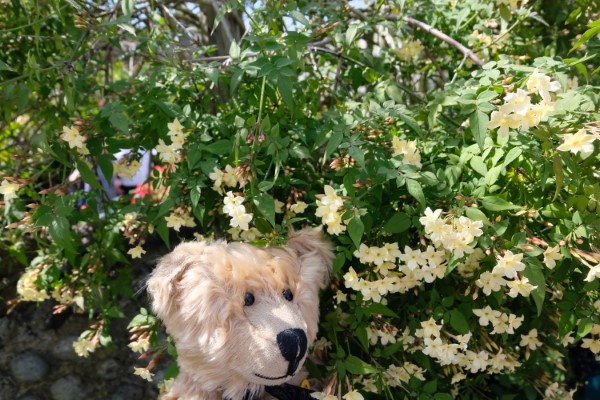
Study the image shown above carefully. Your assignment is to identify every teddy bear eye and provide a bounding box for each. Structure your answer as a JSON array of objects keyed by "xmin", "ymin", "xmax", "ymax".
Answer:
[
  {"xmin": 244, "ymin": 293, "xmax": 255, "ymax": 306},
  {"xmin": 282, "ymin": 289, "xmax": 293, "ymax": 302}
]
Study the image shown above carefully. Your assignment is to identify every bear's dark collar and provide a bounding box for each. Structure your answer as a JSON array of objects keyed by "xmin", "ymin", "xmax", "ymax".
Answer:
[{"xmin": 224, "ymin": 384, "xmax": 314, "ymax": 400}]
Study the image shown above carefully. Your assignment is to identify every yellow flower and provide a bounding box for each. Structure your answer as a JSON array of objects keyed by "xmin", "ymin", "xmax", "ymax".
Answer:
[
  {"xmin": 128, "ymin": 337, "xmax": 150, "ymax": 353},
  {"xmin": 128, "ymin": 245, "xmax": 146, "ymax": 259},
  {"xmin": 0, "ymin": 179, "xmax": 20, "ymax": 201},
  {"xmin": 543, "ymin": 245, "xmax": 562, "ymax": 269},
  {"xmin": 290, "ymin": 201, "xmax": 308, "ymax": 214},
  {"xmin": 73, "ymin": 338, "xmax": 97, "ymax": 358}
]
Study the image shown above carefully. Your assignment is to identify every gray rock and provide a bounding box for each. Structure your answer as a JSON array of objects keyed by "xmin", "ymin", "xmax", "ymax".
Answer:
[
  {"xmin": 9, "ymin": 351, "xmax": 48, "ymax": 383},
  {"xmin": 51, "ymin": 374, "xmax": 84, "ymax": 400},
  {"xmin": 0, "ymin": 318, "xmax": 14, "ymax": 346},
  {"xmin": 52, "ymin": 336, "xmax": 80, "ymax": 362},
  {"xmin": 17, "ymin": 394, "xmax": 42, "ymax": 400},
  {"xmin": 97, "ymin": 358, "xmax": 120, "ymax": 380},
  {"xmin": 0, "ymin": 372, "xmax": 17, "ymax": 400},
  {"xmin": 111, "ymin": 383, "xmax": 143, "ymax": 400}
]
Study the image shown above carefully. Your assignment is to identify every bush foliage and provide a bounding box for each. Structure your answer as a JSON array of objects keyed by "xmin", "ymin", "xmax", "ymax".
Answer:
[{"xmin": 1, "ymin": 0, "xmax": 600, "ymax": 398}]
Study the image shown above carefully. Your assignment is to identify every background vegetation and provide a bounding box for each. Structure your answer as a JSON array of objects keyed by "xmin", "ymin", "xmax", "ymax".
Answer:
[{"xmin": 1, "ymin": 0, "xmax": 600, "ymax": 398}]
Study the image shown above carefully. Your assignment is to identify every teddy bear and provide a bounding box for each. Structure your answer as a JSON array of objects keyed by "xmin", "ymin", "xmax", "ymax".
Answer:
[{"xmin": 147, "ymin": 228, "xmax": 333, "ymax": 400}]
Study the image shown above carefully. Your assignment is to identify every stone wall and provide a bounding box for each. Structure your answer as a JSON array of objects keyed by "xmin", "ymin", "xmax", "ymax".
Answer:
[{"xmin": 0, "ymin": 250, "xmax": 168, "ymax": 400}]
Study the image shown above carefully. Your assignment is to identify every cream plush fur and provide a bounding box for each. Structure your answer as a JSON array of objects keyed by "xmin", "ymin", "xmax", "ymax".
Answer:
[{"xmin": 147, "ymin": 228, "xmax": 333, "ymax": 400}]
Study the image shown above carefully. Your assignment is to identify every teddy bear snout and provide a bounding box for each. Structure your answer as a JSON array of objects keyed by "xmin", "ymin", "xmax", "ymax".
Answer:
[{"xmin": 276, "ymin": 328, "xmax": 308, "ymax": 375}]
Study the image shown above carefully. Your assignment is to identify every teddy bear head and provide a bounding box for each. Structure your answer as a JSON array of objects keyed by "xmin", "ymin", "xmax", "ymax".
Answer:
[{"xmin": 147, "ymin": 228, "xmax": 333, "ymax": 399}]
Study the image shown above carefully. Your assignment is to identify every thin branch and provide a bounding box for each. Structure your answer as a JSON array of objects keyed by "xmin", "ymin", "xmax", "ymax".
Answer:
[{"xmin": 402, "ymin": 17, "xmax": 484, "ymax": 67}]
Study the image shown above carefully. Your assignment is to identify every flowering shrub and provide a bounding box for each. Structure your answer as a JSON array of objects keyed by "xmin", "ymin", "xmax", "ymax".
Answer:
[{"xmin": 1, "ymin": 0, "xmax": 600, "ymax": 399}]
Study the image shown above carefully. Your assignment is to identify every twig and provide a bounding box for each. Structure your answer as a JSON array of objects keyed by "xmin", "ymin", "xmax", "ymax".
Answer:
[
  {"xmin": 402, "ymin": 17, "xmax": 484, "ymax": 67},
  {"xmin": 159, "ymin": 3, "xmax": 196, "ymax": 43}
]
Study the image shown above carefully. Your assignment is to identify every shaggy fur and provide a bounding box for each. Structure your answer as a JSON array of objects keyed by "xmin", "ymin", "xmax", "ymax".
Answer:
[{"xmin": 147, "ymin": 228, "xmax": 333, "ymax": 400}]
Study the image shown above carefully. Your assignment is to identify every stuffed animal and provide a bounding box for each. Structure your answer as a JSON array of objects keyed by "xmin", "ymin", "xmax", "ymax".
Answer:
[{"xmin": 147, "ymin": 228, "xmax": 333, "ymax": 400}]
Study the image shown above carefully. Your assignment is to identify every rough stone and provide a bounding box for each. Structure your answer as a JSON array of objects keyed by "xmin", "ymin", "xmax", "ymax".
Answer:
[
  {"xmin": 0, "ymin": 318, "xmax": 14, "ymax": 346},
  {"xmin": 97, "ymin": 358, "xmax": 120, "ymax": 380},
  {"xmin": 9, "ymin": 351, "xmax": 48, "ymax": 383},
  {"xmin": 17, "ymin": 394, "xmax": 42, "ymax": 400},
  {"xmin": 50, "ymin": 374, "xmax": 84, "ymax": 400},
  {"xmin": 52, "ymin": 336, "xmax": 80, "ymax": 362},
  {"xmin": 111, "ymin": 382, "xmax": 143, "ymax": 400},
  {"xmin": 0, "ymin": 371, "xmax": 17, "ymax": 400}
]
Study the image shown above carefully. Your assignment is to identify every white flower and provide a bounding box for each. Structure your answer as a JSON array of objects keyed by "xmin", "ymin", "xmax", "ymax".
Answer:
[
  {"xmin": 343, "ymin": 390, "xmax": 364, "ymax": 400},
  {"xmin": 165, "ymin": 213, "xmax": 184, "ymax": 231},
  {"xmin": 128, "ymin": 245, "xmax": 146, "ymax": 259},
  {"xmin": 391, "ymin": 137, "xmax": 422, "ymax": 168},
  {"xmin": 473, "ymin": 306, "xmax": 501, "ymax": 327},
  {"xmin": 476, "ymin": 270, "xmax": 507, "ymax": 295},
  {"xmin": 316, "ymin": 185, "xmax": 345, "ymax": 235},
  {"xmin": 17, "ymin": 269, "xmax": 49, "ymax": 302},
  {"xmin": 73, "ymin": 338, "xmax": 97, "ymax": 358},
  {"xmin": 520, "ymin": 328, "xmax": 542, "ymax": 350},
  {"xmin": 557, "ymin": 129, "xmax": 597, "ymax": 157},
  {"xmin": 290, "ymin": 201, "xmax": 308, "ymax": 214},
  {"xmin": 503, "ymin": 89, "xmax": 532, "ymax": 115},
  {"xmin": 133, "ymin": 367, "xmax": 154, "ymax": 382},
  {"xmin": 506, "ymin": 276, "xmax": 537, "ymax": 298},
  {"xmin": 543, "ymin": 245, "xmax": 562, "ymax": 269},
  {"xmin": 581, "ymin": 338, "xmax": 600, "ymax": 354},
  {"xmin": 167, "ymin": 118, "xmax": 184, "ymax": 135},
  {"xmin": 60, "ymin": 125, "xmax": 87, "ymax": 149},
  {"xmin": 493, "ymin": 250, "xmax": 526, "ymax": 279},
  {"xmin": 526, "ymin": 69, "xmax": 561, "ymax": 103},
  {"xmin": 584, "ymin": 264, "xmax": 600, "ymax": 283},
  {"xmin": 128, "ymin": 337, "xmax": 150, "ymax": 353},
  {"xmin": 0, "ymin": 179, "xmax": 20, "ymax": 201}
]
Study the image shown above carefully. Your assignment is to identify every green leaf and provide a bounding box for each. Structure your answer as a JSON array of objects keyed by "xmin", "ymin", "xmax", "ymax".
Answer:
[
  {"xmin": 156, "ymin": 220, "xmax": 170, "ymax": 248},
  {"xmin": 98, "ymin": 154, "xmax": 115, "ymax": 184},
  {"xmin": 109, "ymin": 112, "xmax": 129, "ymax": 133},
  {"xmin": 503, "ymin": 147, "xmax": 522, "ymax": 167},
  {"xmin": 383, "ymin": 212, "xmax": 411, "ymax": 233},
  {"xmin": 0, "ymin": 59, "xmax": 14, "ymax": 71},
  {"xmin": 365, "ymin": 302, "xmax": 399, "ymax": 317},
  {"xmin": 345, "ymin": 23, "xmax": 360, "ymax": 46},
  {"xmin": 449, "ymin": 309, "xmax": 470, "ymax": 334},
  {"xmin": 397, "ymin": 113, "xmax": 424, "ymax": 137},
  {"xmin": 121, "ymin": 0, "xmax": 135, "ymax": 16},
  {"xmin": 469, "ymin": 156, "xmax": 488, "ymax": 176},
  {"xmin": 345, "ymin": 355, "xmax": 376, "ymax": 375},
  {"xmin": 552, "ymin": 155, "xmax": 564, "ymax": 201},
  {"xmin": 406, "ymin": 178, "xmax": 425, "ymax": 207},
  {"xmin": 465, "ymin": 207, "xmax": 491, "ymax": 225},
  {"xmin": 229, "ymin": 40, "xmax": 240, "ymax": 59},
  {"xmin": 480, "ymin": 196, "xmax": 520, "ymax": 211},
  {"xmin": 277, "ymin": 75, "xmax": 294, "ymax": 108},
  {"xmin": 289, "ymin": 10, "xmax": 310, "ymax": 26},
  {"xmin": 577, "ymin": 317, "xmax": 593, "ymax": 340},
  {"xmin": 324, "ymin": 131, "xmax": 343, "ymax": 163},
  {"xmin": 204, "ymin": 139, "xmax": 232, "ymax": 155},
  {"xmin": 253, "ymin": 193, "xmax": 276, "ymax": 227},
  {"xmin": 485, "ymin": 166, "xmax": 503, "ymax": 186},
  {"xmin": 76, "ymin": 160, "xmax": 102, "ymax": 190},
  {"xmin": 570, "ymin": 25, "xmax": 600, "ymax": 53},
  {"xmin": 348, "ymin": 146, "xmax": 365, "ymax": 169},
  {"xmin": 470, "ymin": 109, "xmax": 489, "ymax": 151},
  {"xmin": 523, "ymin": 257, "xmax": 546, "ymax": 316},
  {"xmin": 348, "ymin": 217, "xmax": 364, "ymax": 249},
  {"xmin": 49, "ymin": 216, "xmax": 77, "ymax": 253},
  {"xmin": 558, "ymin": 311, "xmax": 577, "ymax": 338}
]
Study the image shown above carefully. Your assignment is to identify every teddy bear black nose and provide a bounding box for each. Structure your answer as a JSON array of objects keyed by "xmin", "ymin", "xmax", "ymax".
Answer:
[{"xmin": 276, "ymin": 328, "xmax": 308, "ymax": 375}]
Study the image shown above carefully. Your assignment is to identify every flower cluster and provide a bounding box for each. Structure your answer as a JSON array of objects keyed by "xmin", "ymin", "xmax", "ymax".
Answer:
[
  {"xmin": 73, "ymin": 335, "xmax": 98, "ymax": 358},
  {"xmin": 114, "ymin": 155, "xmax": 142, "ymax": 180},
  {"xmin": 165, "ymin": 206, "xmax": 196, "ymax": 232},
  {"xmin": 156, "ymin": 118, "xmax": 186, "ymax": 165},
  {"xmin": 391, "ymin": 137, "xmax": 422, "ymax": 168},
  {"xmin": 414, "ymin": 317, "xmax": 520, "ymax": 377},
  {"xmin": 16, "ymin": 268, "xmax": 49, "ymax": 302},
  {"xmin": 476, "ymin": 250, "xmax": 537, "ymax": 297},
  {"xmin": 473, "ymin": 306, "xmax": 524, "ymax": 335},
  {"xmin": 209, "ymin": 164, "xmax": 242, "ymax": 194},
  {"xmin": 60, "ymin": 125, "xmax": 89, "ymax": 155},
  {"xmin": 488, "ymin": 70, "xmax": 559, "ymax": 139},
  {"xmin": 315, "ymin": 185, "xmax": 346, "ymax": 235},
  {"xmin": 223, "ymin": 191, "xmax": 253, "ymax": 231},
  {"xmin": 394, "ymin": 39, "xmax": 424, "ymax": 61},
  {"xmin": 419, "ymin": 208, "xmax": 484, "ymax": 257}
]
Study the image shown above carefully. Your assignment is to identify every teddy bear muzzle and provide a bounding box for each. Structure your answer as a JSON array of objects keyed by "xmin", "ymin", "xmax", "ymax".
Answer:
[{"xmin": 253, "ymin": 328, "xmax": 308, "ymax": 381}]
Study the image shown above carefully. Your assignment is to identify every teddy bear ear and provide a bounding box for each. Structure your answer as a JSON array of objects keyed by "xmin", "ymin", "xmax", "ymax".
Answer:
[
  {"xmin": 147, "ymin": 242, "xmax": 202, "ymax": 320},
  {"xmin": 287, "ymin": 227, "xmax": 334, "ymax": 290}
]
